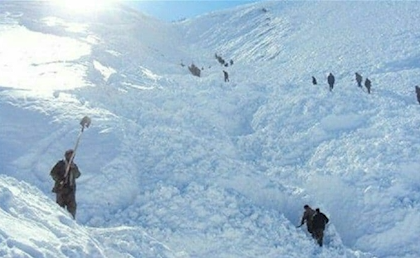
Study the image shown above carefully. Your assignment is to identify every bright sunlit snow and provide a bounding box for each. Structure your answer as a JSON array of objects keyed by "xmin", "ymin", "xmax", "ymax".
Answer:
[
  {"xmin": 1, "ymin": 1, "xmax": 420, "ymax": 258},
  {"xmin": 49, "ymin": 0, "xmax": 121, "ymax": 14}
]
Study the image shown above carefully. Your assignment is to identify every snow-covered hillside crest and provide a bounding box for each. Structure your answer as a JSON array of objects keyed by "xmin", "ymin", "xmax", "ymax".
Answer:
[{"xmin": 1, "ymin": 1, "xmax": 420, "ymax": 257}]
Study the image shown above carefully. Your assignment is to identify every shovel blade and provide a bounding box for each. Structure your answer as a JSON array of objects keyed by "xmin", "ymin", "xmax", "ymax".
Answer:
[{"xmin": 80, "ymin": 116, "xmax": 91, "ymax": 128}]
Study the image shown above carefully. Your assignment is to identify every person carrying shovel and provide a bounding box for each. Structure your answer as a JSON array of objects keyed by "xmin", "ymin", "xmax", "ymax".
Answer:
[{"xmin": 50, "ymin": 116, "xmax": 90, "ymax": 219}]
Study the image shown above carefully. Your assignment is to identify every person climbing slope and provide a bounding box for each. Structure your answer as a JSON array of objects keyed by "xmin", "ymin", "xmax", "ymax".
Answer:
[{"xmin": 50, "ymin": 149, "xmax": 81, "ymax": 219}]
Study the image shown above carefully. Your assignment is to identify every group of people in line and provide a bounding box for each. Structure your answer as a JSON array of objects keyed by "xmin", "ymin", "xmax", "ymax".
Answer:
[
  {"xmin": 312, "ymin": 72, "xmax": 371, "ymax": 93},
  {"xmin": 313, "ymin": 73, "xmax": 420, "ymax": 104},
  {"xmin": 299, "ymin": 204, "xmax": 330, "ymax": 247},
  {"xmin": 354, "ymin": 72, "xmax": 371, "ymax": 94},
  {"xmin": 221, "ymin": 66, "xmax": 420, "ymax": 104}
]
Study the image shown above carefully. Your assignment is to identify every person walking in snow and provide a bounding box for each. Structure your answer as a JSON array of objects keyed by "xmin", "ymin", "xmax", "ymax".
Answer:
[
  {"xmin": 327, "ymin": 73, "xmax": 335, "ymax": 91},
  {"xmin": 50, "ymin": 149, "xmax": 81, "ymax": 219},
  {"xmin": 312, "ymin": 76, "xmax": 317, "ymax": 85},
  {"xmin": 312, "ymin": 208, "xmax": 329, "ymax": 247},
  {"xmin": 364, "ymin": 77, "xmax": 372, "ymax": 94},
  {"xmin": 299, "ymin": 204, "xmax": 316, "ymax": 236},
  {"xmin": 355, "ymin": 72, "xmax": 363, "ymax": 87},
  {"xmin": 223, "ymin": 70, "xmax": 229, "ymax": 82},
  {"xmin": 415, "ymin": 86, "xmax": 420, "ymax": 104}
]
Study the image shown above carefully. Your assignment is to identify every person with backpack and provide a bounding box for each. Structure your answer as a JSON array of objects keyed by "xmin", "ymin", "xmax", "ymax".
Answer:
[
  {"xmin": 312, "ymin": 208, "xmax": 329, "ymax": 247},
  {"xmin": 364, "ymin": 77, "xmax": 372, "ymax": 94},
  {"xmin": 327, "ymin": 73, "xmax": 335, "ymax": 91},
  {"xmin": 50, "ymin": 149, "xmax": 81, "ymax": 219},
  {"xmin": 299, "ymin": 204, "xmax": 316, "ymax": 236},
  {"xmin": 355, "ymin": 72, "xmax": 363, "ymax": 87}
]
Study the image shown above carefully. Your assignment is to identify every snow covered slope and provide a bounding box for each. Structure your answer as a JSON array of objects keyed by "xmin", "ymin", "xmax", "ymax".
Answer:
[{"xmin": 1, "ymin": 1, "xmax": 420, "ymax": 257}]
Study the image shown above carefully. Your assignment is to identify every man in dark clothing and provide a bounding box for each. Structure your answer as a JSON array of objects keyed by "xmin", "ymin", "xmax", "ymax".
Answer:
[
  {"xmin": 299, "ymin": 204, "xmax": 316, "ymax": 236},
  {"xmin": 50, "ymin": 149, "xmax": 81, "ymax": 219},
  {"xmin": 355, "ymin": 72, "xmax": 363, "ymax": 87},
  {"xmin": 364, "ymin": 78, "xmax": 372, "ymax": 94},
  {"xmin": 312, "ymin": 208, "xmax": 329, "ymax": 247},
  {"xmin": 223, "ymin": 70, "xmax": 229, "ymax": 82},
  {"xmin": 327, "ymin": 73, "xmax": 335, "ymax": 91},
  {"xmin": 416, "ymin": 86, "xmax": 420, "ymax": 104},
  {"xmin": 312, "ymin": 76, "xmax": 317, "ymax": 85}
]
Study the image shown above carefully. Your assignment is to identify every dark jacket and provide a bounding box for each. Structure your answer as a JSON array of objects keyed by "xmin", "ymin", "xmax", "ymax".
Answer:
[
  {"xmin": 365, "ymin": 78, "xmax": 371, "ymax": 88},
  {"xmin": 355, "ymin": 73, "xmax": 362, "ymax": 82},
  {"xmin": 301, "ymin": 207, "xmax": 315, "ymax": 226},
  {"xmin": 355, "ymin": 73, "xmax": 362, "ymax": 86},
  {"xmin": 327, "ymin": 73, "xmax": 335, "ymax": 85},
  {"xmin": 223, "ymin": 70, "xmax": 229, "ymax": 81},
  {"xmin": 301, "ymin": 207, "xmax": 316, "ymax": 233},
  {"xmin": 312, "ymin": 211, "xmax": 329, "ymax": 230},
  {"xmin": 50, "ymin": 160, "xmax": 80, "ymax": 193},
  {"xmin": 365, "ymin": 78, "xmax": 372, "ymax": 93}
]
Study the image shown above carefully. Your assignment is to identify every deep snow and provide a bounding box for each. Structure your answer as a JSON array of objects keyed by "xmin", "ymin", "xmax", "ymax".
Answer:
[{"xmin": 0, "ymin": 1, "xmax": 420, "ymax": 257}]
